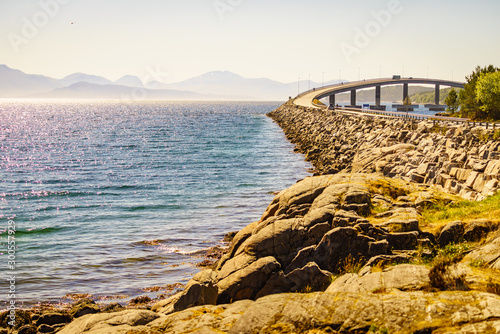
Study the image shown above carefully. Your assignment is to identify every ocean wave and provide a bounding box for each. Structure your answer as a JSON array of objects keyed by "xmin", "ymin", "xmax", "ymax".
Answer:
[
  {"xmin": 0, "ymin": 226, "xmax": 66, "ymax": 236},
  {"xmin": 156, "ymin": 245, "xmax": 200, "ymax": 255},
  {"xmin": 135, "ymin": 239, "xmax": 165, "ymax": 246},
  {"xmin": 0, "ymin": 190, "xmax": 96, "ymax": 199},
  {"xmin": 125, "ymin": 204, "xmax": 184, "ymax": 211},
  {"xmin": 134, "ymin": 239, "xmax": 203, "ymax": 255},
  {"xmin": 94, "ymin": 185, "xmax": 140, "ymax": 192},
  {"xmin": 111, "ymin": 144, "xmax": 138, "ymax": 149}
]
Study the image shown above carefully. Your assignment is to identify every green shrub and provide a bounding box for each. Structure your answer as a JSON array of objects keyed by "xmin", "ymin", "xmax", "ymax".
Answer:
[
  {"xmin": 469, "ymin": 259, "xmax": 487, "ymax": 268},
  {"xmin": 493, "ymin": 129, "xmax": 500, "ymax": 140},
  {"xmin": 438, "ymin": 242, "xmax": 471, "ymax": 261},
  {"xmin": 478, "ymin": 130, "xmax": 490, "ymax": 141}
]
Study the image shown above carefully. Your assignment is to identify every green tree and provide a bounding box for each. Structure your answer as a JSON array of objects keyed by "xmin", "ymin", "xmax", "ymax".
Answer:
[
  {"xmin": 476, "ymin": 71, "xmax": 500, "ymax": 120},
  {"xmin": 459, "ymin": 65, "xmax": 499, "ymax": 119},
  {"xmin": 445, "ymin": 88, "xmax": 459, "ymax": 113}
]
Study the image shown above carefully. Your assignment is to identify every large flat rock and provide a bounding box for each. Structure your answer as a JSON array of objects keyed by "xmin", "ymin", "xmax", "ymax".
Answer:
[
  {"xmin": 326, "ymin": 264, "xmax": 430, "ymax": 293},
  {"xmin": 57, "ymin": 290, "xmax": 500, "ymax": 334},
  {"xmin": 229, "ymin": 291, "xmax": 500, "ymax": 334}
]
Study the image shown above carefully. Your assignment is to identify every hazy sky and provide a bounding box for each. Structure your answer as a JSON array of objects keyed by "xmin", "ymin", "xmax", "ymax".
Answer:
[{"xmin": 1, "ymin": 0, "xmax": 499, "ymax": 84}]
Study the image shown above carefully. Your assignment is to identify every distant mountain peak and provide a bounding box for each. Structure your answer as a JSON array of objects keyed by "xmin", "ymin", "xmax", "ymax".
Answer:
[
  {"xmin": 0, "ymin": 64, "xmax": 61, "ymax": 97},
  {"xmin": 177, "ymin": 71, "xmax": 246, "ymax": 86},
  {"xmin": 60, "ymin": 72, "xmax": 113, "ymax": 86},
  {"xmin": 144, "ymin": 70, "xmax": 296, "ymax": 100},
  {"xmin": 61, "ymin": 72, "xmax": 110, "ymax": 80},
  {"xmin": 63, "ymin": 72, "xmax": 85, "ymax": 76},
  {"xmin": 0, "ymin": 64, "xmax": 24, "ymax": 74},
  {"xmin": 199, "ymin": 71, "xmax": 243, "ymax": 79},
  {"xmin": 115, "ymin": 75, "xmax": 143, "ymax": 88}
]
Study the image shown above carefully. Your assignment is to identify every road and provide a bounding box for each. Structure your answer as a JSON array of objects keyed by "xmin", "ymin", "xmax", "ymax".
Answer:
[{"xmin": 293, "ymin": 77, "xmax": 465, "ymax": 109}]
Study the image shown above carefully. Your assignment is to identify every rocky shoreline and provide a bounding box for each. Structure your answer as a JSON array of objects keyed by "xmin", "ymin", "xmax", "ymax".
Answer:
[{"xmin": 3, "ymin": 103, "xmax": 500, "ymax": 333}]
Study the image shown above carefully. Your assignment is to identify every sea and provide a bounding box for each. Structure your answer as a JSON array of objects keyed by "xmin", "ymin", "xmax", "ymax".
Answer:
[{"xmin": 0, "ymin": 100, "xmax": 312, "ymax": 308}]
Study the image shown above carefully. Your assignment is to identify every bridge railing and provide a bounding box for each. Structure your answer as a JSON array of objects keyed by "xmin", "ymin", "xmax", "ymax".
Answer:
[{"xmin": 331, "ymin": 106, "xmax": 500, "ymax": 130}]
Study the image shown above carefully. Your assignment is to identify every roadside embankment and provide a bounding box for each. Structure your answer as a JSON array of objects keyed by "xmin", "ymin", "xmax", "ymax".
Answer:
[{"xmin": 268, "ymin": 103, "xmax": 500, "ymax": 201}]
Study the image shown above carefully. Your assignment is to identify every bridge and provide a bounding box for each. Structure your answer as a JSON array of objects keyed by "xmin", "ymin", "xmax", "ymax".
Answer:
[{"xmin": 294, "ymin": 77, "xmax": 465, "ymax": 109}]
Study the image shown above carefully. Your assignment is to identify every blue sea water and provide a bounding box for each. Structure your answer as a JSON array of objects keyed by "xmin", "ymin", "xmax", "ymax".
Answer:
[{"xmin": 0, "ymin": 100, "xmax": 311, "ymax": 307}]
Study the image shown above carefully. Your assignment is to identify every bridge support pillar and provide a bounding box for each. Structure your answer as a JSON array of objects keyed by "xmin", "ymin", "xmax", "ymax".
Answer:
[
  {"xmin": 435, "ymin": 84, "xmax": 440, "ymax": 105},
  {"xmin": 375, "ymin": 85, "xmax": 381, "ymax": 106},
  {"xmin": 350, "ymin": 89, "xmax": 356, "ymax": 107},
  {"xmin": 329, "ymin": 94, "xmax": 335, "ymax": 106},
  {"xmin": 403, "ymin": 83, "xmax": 409, "ymax": 102}
]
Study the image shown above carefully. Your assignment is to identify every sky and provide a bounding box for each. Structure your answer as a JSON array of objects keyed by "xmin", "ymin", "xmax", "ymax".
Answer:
[{"xmin": 0, "ymin": 0, "xmax": 499, "ymax": 84}]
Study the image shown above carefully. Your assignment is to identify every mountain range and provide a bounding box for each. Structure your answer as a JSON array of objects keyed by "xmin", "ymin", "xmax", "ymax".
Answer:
[
  {"xmin": 0, "ymin": 65, "xmax": 451, "ymax": 103},
  {"xmin": 0, "ymin": 65, "xmax": 335, "ymax": 101}
]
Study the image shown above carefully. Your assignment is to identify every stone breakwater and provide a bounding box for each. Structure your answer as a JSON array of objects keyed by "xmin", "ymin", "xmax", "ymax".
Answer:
[
  {"xmin": 268, "ymin": 103, "xmax": 500, "ymax": 201},
  {"xmin": 5, "ymin": 103, "xmax": 500, "ymax": 333}
]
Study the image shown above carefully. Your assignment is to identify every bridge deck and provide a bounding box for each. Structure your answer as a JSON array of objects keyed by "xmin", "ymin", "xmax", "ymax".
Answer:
[{"xmin": 294, "ymin": 77, "xmax": 465, "ymax": 109}]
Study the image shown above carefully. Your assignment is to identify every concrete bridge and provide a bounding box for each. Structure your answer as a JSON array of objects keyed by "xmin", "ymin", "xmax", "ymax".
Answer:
[{"xmin": 294, "ymin": 77, "xmax": 465, "ymax": 109}]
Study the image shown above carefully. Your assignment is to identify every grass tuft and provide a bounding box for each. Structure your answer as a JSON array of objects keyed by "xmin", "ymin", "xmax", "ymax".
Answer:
[
  {"xmin": 469, "ymin": 259, "xmax": 488, "ymax": 268},
  {"xmin": 493, "ymin": 129, "xmax": 500, "ymax": 141},
  {"xmin": 420, "ymin": 192, "xmax": 500, "ymax": 233},
  {"xmin": 366, "ymin": 178, "xmax": 410, "ymax": 200},
  {"xmin": 340, "ymin": 254, "xmax": 365, "ymax": 274},
  {"xmin": 437, "ymin": 242, "xmax": 471, "ymax": 261}
]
